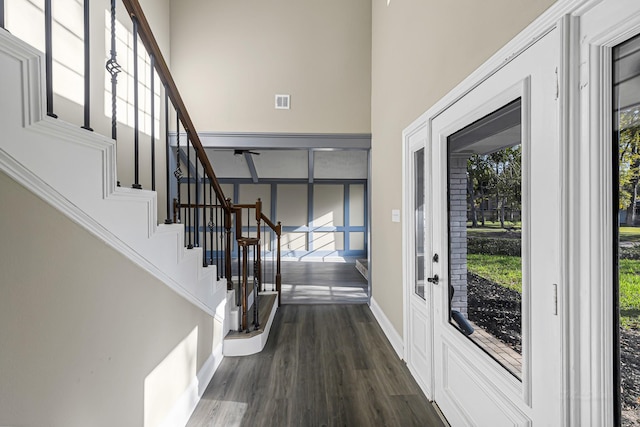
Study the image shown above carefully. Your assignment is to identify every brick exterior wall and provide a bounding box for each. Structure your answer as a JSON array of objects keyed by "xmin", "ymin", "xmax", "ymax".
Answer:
[{"xmin": 449, "ymin": 155, "xmax": 468, "ymax": 316}]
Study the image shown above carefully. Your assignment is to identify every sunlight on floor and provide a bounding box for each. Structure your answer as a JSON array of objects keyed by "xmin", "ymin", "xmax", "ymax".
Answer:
[{"xmin": 281, "ymin": 283, "xmax": 368, "ymax": 304}]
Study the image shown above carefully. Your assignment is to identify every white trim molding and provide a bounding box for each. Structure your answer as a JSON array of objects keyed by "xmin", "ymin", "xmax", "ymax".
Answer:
[
  {"xmin": 170, "ymin": 131, "xmax": 371, "ymax": 150},
  {"xmin": 572, "ymin": 1, "xmax": 640, "ymax": 425},
  {"xmin": 370, "ymin": 297, "xmax": 404, "ymax": 359}
]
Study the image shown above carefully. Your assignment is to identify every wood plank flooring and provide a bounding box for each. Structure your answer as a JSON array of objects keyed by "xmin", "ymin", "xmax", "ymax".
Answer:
[
  {"xmin": 230, "ymin": 260, "xmax": 369, "ymax": 304},
  {"xmin": 280, "ymin": 262, "xmax": 368, "ymax": 304},
  {"xmin": 187, "ymin": 304, "xmax": 445, "ymax": 427}
]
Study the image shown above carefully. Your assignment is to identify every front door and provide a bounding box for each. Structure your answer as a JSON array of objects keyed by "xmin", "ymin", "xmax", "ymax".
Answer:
[{"xmin": 429, "ymin": 26, "xmax": 563, "ymax": 425}]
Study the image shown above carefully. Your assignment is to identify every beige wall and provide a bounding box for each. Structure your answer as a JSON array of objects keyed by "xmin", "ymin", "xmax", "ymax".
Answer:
[
  {"xmin": 0, "ymin": 171, "xmax": 220, "ymax": 427},
  {"xmin": 4, "ymin": 0, "xmax": 173, "ymax": 220},
  {"xmin": 370, "ymin": 0, "xmax": 556, "ymax": 336},
  {"xmin": 169, "ymin": 0, "xmax": 371, "ymax": 133},
  {"xmin": 277, "ymin": 184, "xmax": 308, "ymax": 226}
]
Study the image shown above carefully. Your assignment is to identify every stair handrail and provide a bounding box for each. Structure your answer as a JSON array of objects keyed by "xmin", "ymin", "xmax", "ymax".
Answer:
[
  {"xmin": 3, "ymin": 0, "xmax": 284, "ymax": 312},
  {"xmin": 121, "ymin": 0, "xmax": 230, "ymax": 214}
]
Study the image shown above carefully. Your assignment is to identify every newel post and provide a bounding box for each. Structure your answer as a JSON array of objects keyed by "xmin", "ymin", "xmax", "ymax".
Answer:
[{"xmin": 225, "ymin": 198, "xmax": 233, "ymax": 289}]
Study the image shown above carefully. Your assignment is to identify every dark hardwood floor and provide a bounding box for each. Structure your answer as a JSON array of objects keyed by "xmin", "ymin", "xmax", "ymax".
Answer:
[
  {"xmin": 280, "ymin": 261, "xmax": 369, "ymax": 304},
  {"xmin": 231, "ymin": 260, "xmax": 369, "ymax": 304},
  {"xmin": 187, "ymin": 304, "xmax": 446, "ymax": 427}
]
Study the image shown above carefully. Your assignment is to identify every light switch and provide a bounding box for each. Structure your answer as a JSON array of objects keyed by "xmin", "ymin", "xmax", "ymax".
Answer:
[{"xmin": 391, "ymin": 209, "xmax": 400, "ymax": 223}]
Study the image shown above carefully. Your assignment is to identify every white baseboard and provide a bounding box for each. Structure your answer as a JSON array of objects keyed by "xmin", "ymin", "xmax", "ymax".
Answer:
[
  {"xmin": 197, "ymin": 343, "xmax": 224, "ymax": 396},
  {"xmin": 158, "ymin": 343, "xmax": 224, "ymax": 427},
  {"xmin": 369, "ymin": 297, "xmax": 404, "ymax": 359}
]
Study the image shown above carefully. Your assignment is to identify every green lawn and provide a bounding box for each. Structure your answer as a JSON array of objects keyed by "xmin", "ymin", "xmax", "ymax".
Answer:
[
  {"xmin": 620, "ymin": 226, "xmax": 640, "ymax": 243},
  {"xmin": 618, "ymin": 227, "xmax": 640, "ymax": 327},
  {"xmin": 619, "ymin": 259, "xmax": 640, "ymax": 328},
  {"xmin": 466, "ymin": 220, "xmax": 521, "ymax": 229},
  {"xmin": 467, "ymin": 253, "xmax": 522, "ymax": 292},
  {"xmin": 467, "ymin": 253, "xmax": 640, "ymax": 329},
  {"xmin": 466, "ymin": 221, "xmax": 522, "ymax": 239}
]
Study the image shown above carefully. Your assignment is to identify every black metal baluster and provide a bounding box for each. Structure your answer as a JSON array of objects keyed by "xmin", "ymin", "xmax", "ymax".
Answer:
[
  {"xmin": 106, "ymin": 0, "xmax": 121, "ymax": 143},
  {"xmin": 44, "ymin": 0, "xmax": 56, "ymax": 118},
  {"xmin": 164, "ymin": 90, "xmax": 172, "ymax": 224},
  {"xmin": 253, "ymin": 245, "xmax": 259, "ymax": 330},
  {"xmin": 209, "ymin": 184, "xmax": 215, "ymax": 269},
  {"xmin": 272, "ymin": 231, "xmax": 275, "ymax": 291},
  {"xmin": 195, "ymin": 158, "xmax": 200, "ymax": 248},
  {"xmin": 81, "ymin": 0, "xmax": 92, "ymax": 131},
  {"xmin": 237, "ymin": 241, "xmax": 241, "ymax": 304},
  {"xmin": 202, "ymin": 174, "xmax": 208, "ymax": 267},
  {"xmin": 150, "ymin": 54, "xmax": 156, "ymax": 191},
  {"xmin": 264, "ymin": 220, "xmax": 268, "ymax": 291},
  {"xmin": 174, "ymin": 111, "xmax": 182, "ymax": 224},
  {"xmin": 224, "ymin": 203, "xmax": 229, "ymax": 279},
  {"xmin": 186, "ymin": 135, "xmax": 193, "ymax": 249},
  {"xmin": 215, "ymin": 199, "xmax": 220, "ymax": 274},
  {"xmin": 131, "ymin": 18, "xmax": 141, "ymax": 190}
]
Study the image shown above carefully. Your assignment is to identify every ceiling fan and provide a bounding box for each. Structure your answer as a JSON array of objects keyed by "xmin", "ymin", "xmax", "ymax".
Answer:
[{"xmin": 234, "ymin": 149, "xmax": 260, "ymax": 156}]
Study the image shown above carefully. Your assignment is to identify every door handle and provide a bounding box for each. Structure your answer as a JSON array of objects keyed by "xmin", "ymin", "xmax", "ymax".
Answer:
[{"xmin": 427, "ymin": 274, "xmax": 439, "ymax": 285}]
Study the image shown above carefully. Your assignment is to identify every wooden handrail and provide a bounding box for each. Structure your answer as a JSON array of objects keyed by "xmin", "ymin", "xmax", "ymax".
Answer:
[
  {"xmin": 233, "ymin": 203, "xmax": 260, "ymax": 209},
  {"xmin": 260, "ymin": 213, "xmax": 281, "ymax": 235},
  {"xmin": 121, "ymin": 0, "xmax": 230, "ymax": 213},
  {"xmin": 121, "ymin": 0, "xmax": 283, "ymax": 313},
  {"xmin": 230, "ymin": 203, "xmax": 281, "ymax": 235}
]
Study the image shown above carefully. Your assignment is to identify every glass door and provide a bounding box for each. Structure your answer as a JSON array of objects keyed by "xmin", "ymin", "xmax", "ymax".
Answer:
[{"xmin": 429, "ymin": 26, "xmax": 562, "ymax": 426}]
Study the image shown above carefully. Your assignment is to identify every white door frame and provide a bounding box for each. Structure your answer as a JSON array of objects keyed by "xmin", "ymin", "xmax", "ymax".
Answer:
[{"xmin": 570, "ymin": 1, "xmax": 640, "ymax": 424}]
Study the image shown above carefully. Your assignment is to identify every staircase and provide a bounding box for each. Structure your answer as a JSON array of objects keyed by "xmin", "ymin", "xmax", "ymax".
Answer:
[
  {"xmin": 0, "ymin": 28, "xmax": 226, "ymax": 317},
  {"xmin": 0, "ymin": 1, "xmax": 281, "ymax": 424}
]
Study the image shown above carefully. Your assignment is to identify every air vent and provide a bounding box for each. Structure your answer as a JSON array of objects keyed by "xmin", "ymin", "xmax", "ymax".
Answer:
[{"xmin": 275, "ymin": 94, "xmax": 290, "ymax": 110}]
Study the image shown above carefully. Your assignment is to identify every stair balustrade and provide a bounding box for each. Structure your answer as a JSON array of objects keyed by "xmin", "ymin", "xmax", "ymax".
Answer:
[
  {"xmin": 1, "ymin": 0, "xmax": 282, "ymax": 324},
  {"xmin": 231, "ymin": 200, "xmax": 282, "ymax": 331}
]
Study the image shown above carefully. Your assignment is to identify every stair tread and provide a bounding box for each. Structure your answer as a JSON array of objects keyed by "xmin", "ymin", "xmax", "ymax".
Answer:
[{"xmin": 225, "ymin": 293, "xmax": 277, "ymax": 340}]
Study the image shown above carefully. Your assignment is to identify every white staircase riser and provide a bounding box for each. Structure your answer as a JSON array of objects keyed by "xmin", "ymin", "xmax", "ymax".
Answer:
[{"xmin": 0, "ymin": 30, "xmax": 226, "ymax": 316}]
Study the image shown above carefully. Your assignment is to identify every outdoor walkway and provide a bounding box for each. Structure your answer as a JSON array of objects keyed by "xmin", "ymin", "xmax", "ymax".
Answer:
[{"xmin": 468, "ymin": 320, "xmax": 522, "ymax": 377}]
